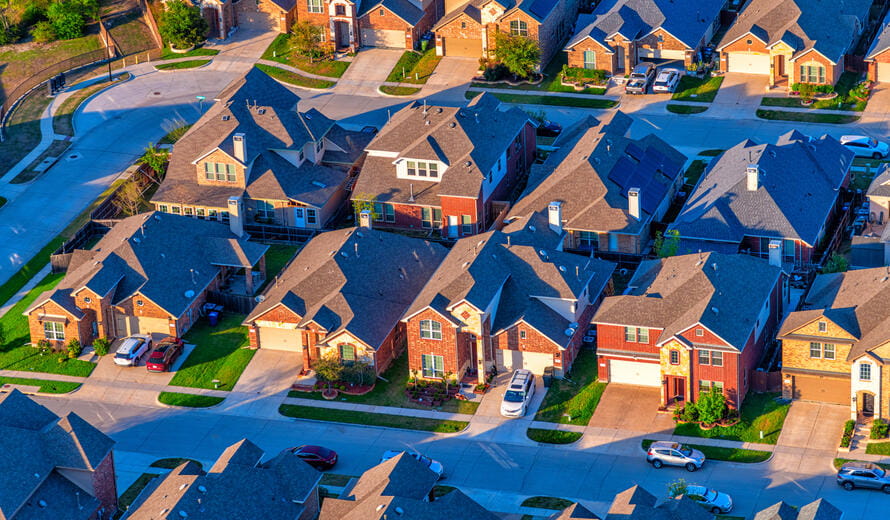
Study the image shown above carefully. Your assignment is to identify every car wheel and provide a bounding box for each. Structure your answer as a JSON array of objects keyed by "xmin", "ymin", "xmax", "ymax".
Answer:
[
  {"xmin": 651, "ymin": 459, "xmax": 663, "ymax": 469},
  {"xmin": 874, "ymin": 152, "xmax": 882, "ymax": 160},
  {"xmin": 883, "ymin": 485, "xmax": 890, "ymax": 494},
  {"xmin": 843, "ymin": 481, "xmax": 854, "ymax": 491},
  {"xmin": 711, "ymin": 507, "xmax": 722, "ymax": 514},
  {"xmin": 685, "ymin": 462, "xmax": 698, "ymax": 472}
]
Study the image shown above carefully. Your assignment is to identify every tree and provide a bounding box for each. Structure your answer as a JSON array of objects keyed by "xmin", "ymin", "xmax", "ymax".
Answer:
[
  {"xmin": 0, "ymin": 12, "xmax": 21, "ymax": 45},
  {"xmin": 159, "ymin": 0, "xmax": 207, "ymax": 49},
  {"xmin": 92, "ymin": 337, "xmax": 110, "ymax": 356},
  {"xmin": 289, "ymin": 20, "xmax": 327, "ymax": 61},
  {"xmin": 47, "ymin": 0, "xmax": 85, "ymax": 40},
  {"xmin": 667, "ymin": 478, "xmax": 688, "ymax": 498},
  {"xmin": 313, "ymin": 354, "xmax": 343, "ymax": 390},
  {"xmin": 696, "ymin": 386, "xmax": 727, "ymax": 425},
  {"xmin": 0, "ymin": 323, "xmax": 5, "ymax": 347},
  {"xmin": 30, "ymin": 19, "xmax": 54, "ymax": 42},
  {"xmin": 822, "ymin": 253, "xmax": 849, "ymax": 274},
  {"xmin": 654, "ymin": 229, "xmax": 681, "ymax": 257},
  {"xmin": 493, "ymin": 32, "xmax": 540, "ymax": 79},
  {"xmin": 351, "ymin": 192, "xmax": 378, "ymax": 222},
  {"xmin": 112, "ymin": 181, "xmax": 145, "ymax": 217},
  {"xmin": 137, "ymin": 143, "xmax": 170, "ymax": 183},
  {"xmin": 523, "ymin": 108, "xmax": 546, "ymax": 126}
]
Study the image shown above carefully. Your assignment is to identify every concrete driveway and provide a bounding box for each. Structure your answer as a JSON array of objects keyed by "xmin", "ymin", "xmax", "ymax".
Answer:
[
  {"xmin": 589, "ymin": 384, "xmax": 674, "ymax": 433},
  {"xmin": 421, "ymin": 57, "xmax": 479, "ymax": 102},
  {"xmin": 776, "ymin": 400, "xmax": 849, "ymax": 451},
  {"xmin": 334, "ymin": 49, "xmax": 405, "ymax": 96},
  {"xmin": 215, "ymin": 348, "xmax": 301, "ymax": 417},
  {"xmin": 711, "ymin": 72, "xmax": 769, "ymax": 111}
]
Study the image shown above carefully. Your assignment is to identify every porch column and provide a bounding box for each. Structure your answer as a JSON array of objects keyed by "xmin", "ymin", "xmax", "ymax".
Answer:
[
  {"xmin": 245, "ymin": 267, "xmax": 254, "ymax": 295},
  {"xmin": 476, "ymin": 335, "xmax": 486, "ymax": 385}
]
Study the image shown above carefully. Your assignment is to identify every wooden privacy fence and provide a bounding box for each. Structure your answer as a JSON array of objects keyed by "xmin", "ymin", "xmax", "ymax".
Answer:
[
  {"xmin": 205, "ymin": 291, "xmax": 256, "ymax": 314},
  {"xmin": 751, "ymin": 370, "xmax": 782, "ymax": 394},
  {"xmin": 50, "ymin": 219, "xmax": 120, "ymax": 272}
]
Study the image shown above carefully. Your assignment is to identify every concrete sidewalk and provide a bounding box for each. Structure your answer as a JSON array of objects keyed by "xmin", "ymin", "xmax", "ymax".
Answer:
[{"xmin": 281, "ymin": 395, "xmax": 474, "ymax": 422}]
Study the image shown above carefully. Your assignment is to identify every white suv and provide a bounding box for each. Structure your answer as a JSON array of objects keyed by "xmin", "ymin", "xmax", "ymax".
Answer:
[
  {"xmin": 840, "ymin": 135, "xmax": 889, "ymax": 159},
  {"xmin": 113, "ymin": 334, "xmax": 152, "ymax": 366},
  {"xmin": 500, "ymin": 369, "xmax": 535, "ymax": 417}
]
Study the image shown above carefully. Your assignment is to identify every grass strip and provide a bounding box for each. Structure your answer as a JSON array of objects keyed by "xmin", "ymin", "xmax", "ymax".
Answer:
[
  {"xmin": 641, "ymin": 439, "xmax": 771, "ymax": 463},
  {"xmin": 155, "ymin": 59, "xmax": 212, "ymax": 70},
  {"xmin": 158, "ymin": 124, "xmax": 193, "ymax": 145},
  {"xmin": 320, "ymin": 473, "xmax": 355, "ymax": 487},
  {"xmin": 255, "ymin": 64, "xmax": 335, "ymax": 89},
  {"xmin": 159, "ymin": 47, "xmax": 219, "ymax": 59},
  {"xmin": 755, "ymin": 109, "xmax": 860, "ymax": 124},
  {"xmin": 0, "ymin": 377, "xmax": 81, "ymax": 393},
  {"xmin": 12, "ymin": 140, "xmax": 72, "ymax": 184},
  {"xmin": 699, "ymin": 149, "xmax": 725, "ymax": 156},
  {"xmin": 158, "ymin": 392, "xmax": 225, "ymax": 408},
  {"xmin": 866, "ymin": 441, "xmax": 890, "ymax": 455},
  {"xmin": 150, "ymin": 458, "xmax": 203, "ymax": 469},
  {"xmin": 534, "ymin": 349, "xmax": 604, "ymax": 425},
  {"xmin": 261, "ymin": 35, "xmax": 351, "ymax": 77},
  {"xmin": 385, "ymin": 49, "xmax": 441, "ymax": 84},
  {"xmin": 521, "ymin": 496, "xmax": 573, "ymax": 510},
  {"xmin": 667, "ymin": 104, "xmax": 708, "ymax": 114},
  {"xmin": 834, "ymin": 458, "xmax": 890, "ymax": 470},
  {"xmin": 279, "ymin": 404, "xmax": 468, "ymax": 433},
  {"xmin": 527, "ymin": 428, "xmax": 582, "ymax": 444},
  {"xmin": 465, "ymin": 91, "xmax": 617, "ymax": 108},
  {"xmin": 116, "ymin": 473, "xmax": 160, "ymax": 515},
  {"xmin": 380, "ymin": 85, "xmax": 421, "ymax": 96}
]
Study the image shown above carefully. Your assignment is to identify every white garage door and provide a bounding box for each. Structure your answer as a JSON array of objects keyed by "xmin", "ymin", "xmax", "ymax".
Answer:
[
  {"xmin": 878, "ymin": 63, "xmax": 890, "ymax": 83},
  {"xmin": 361, "ymin": 28, "xmax": 405, "ymax": 48},
  {"xmin": 496, "ymin": 349, "xmax": 553, "ymax": 374},
  {"xmin": 727, "ymin": 52, "xmax": 770, "ymax": 74},
  {"xmin": 258, "ymin": 326, "xmax": 302, "ymax": 352},
  {"xmin": 637, "ymin": 48, "xmax": 686, "ymax": 60},
  {"xmin": 609, "ymin": 359, "xmax": 661, "ymax": 387},
  {"xmin": 115, "ymin": 314, "xmax": 170, "ymax": 337}
]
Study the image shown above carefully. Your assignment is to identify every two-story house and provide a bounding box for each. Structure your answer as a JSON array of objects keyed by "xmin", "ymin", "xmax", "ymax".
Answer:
[
  {"xmin": 433, "ymin": 0, "xmax": 578, "ymax": 64},
  {"xmin": 24, "ymin": 212, "xmax": 268, "ymax": 346},
  {"xmin": 668, "ymin": 131, "xmax": 852, "ymax": 268},
  {"xmin": 351, "ymin": 93, "xmax": 535, "ymax": 238},
  {"xmin": 152, "ymin": 68, "xmax": 372, "ymax": 230},
  {"xmin": 717, "ymin": 0, "xmax": 871, "ymax": 87},
  {"xmin": 779, "ymin": 267, "xmax": 890, "ymax": 421},
  {"xmin": 850, "ymin": 166, "xmax": 890, "ymax": 267},
  {"xmin": 508, "ymin": 112, "xmax": 686, "ymax": 256},
  {"xmin": 564, "ymin": 0, "xmax": 726, "ymax": 75},
  {"xmin": 403, "ymin": 210, "xmax": 615, "ymax": 383},
  {"xmin": 593, "ymin": 252, "xmax": 785, "ymax": 409},
  {"xmin": 243, "ymin": 214, "xmax": 447, "ymax": 374}
]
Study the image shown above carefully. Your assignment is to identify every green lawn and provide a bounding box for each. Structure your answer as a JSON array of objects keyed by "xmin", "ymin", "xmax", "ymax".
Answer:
[
  {"xmin": 755, "ymin": 109, "xmax": 860, "ymax": 124},
  {"xmin": 760, "ymin": 72, "xmax": 867, "ymax": 112},
  {"xmin": 385, "ymin": 49, "xmax": 441, "ymax": 84},
  {"xmin": 158, "ymin": 124, "xmax": 193, "ymax": 145},
  {"xmin": 667, "ymin": 104, "xmax": 708, "ymax": 114},
  {"xmin": 167, "ymin": 313, "xmax": 255, "ymax": 391},
  {"xmin": 0, "ymin": 377, "xmax": 81, "ymax": 393},
  {"xmin": 671, "ymin": 76, "xmax": 724, "ymax": 102},
  {"xmin": 291, "ymin": 354, "xmax": 480, "ymax": 415},
  {"xmin": 257, "ymin": 244, "xmax": 299, "ymax": 292},
  {"xmin": 159, "ymin": 47, "xmax": 219, "ymax": 60},
  {"xmin": 641, "ymin": 439, "xmax": 771, "ymax": 463},
  {"xmin": 380, "ymin": 86, "xmax": 421, "ymax": 96},
  {"xmin": 0, "ymin": 34, "xmax": 101, "ymax": 106},
  {"xmin": 116, "ymin": 473, "xmax": 160, "ymax": 517},
  {"xmin": 834, "ymin": 458, "xmax": 890, "ymax": 470},
  {"xmin": 0, "ymin": 88, "xmax": 53, "ymax": 178},
  {"xmin": 534, "ymin": 349, "xmax": 605, "ymax": 425},
  {"xmin": 684, "ymin": 160, "xmax": 707, "ymax": 187},
  {"xmin": 155, "ymin": 59, "xmax": 211, "ymax": 70},
  {"xmin": 149, "ymin": 457, "xmax": 203, "ymax": 469},
  {"xmin": 866, "ymin": 441, "xmax": 890, "ymax": 455},
  {"xmin": 279, "ymin": 404, "xmax": 469, "ymax": 433},
  {"xmin": 465, "ymin": 91, "xmax": 617, "ymax": 108},
  {"xmin": 54, "ymin": 73, "xmax": 131, "ymax": 136},
  {"xmin": 255, "ymin": 64, "xmax": 336, "ymax": 89},
  {"xmin": 521, "ymin": 496, "xmax": 573, "ymax": 510},
  {"xmin": 527, "ymin": 428, "xmax": 583, "ymax": 444},
  {"xmin": 261, "ymin": 34, "xmax": 351, "ymax": 78},
  {"xmin": 158, "ymin": 392, "xmax": 225, "ymax": 408},
  {"xmin": 673, "ymin": 392, "xmax": 790, "ymax": 445},
  {"xmin": 320, "ymin": 473, "xmax": 355, "ymax": 487},
  {"xmin": 472, "ymin": 53, "xmax": 607, "ymax": 95}
]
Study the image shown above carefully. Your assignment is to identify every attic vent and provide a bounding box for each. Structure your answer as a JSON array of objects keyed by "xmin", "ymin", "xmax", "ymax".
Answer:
[
  {"xmin": 437, "ymin": 108, "xmax": 443, "ymax": 113},
  {"xmin": 179, "ymin": 484, "xmax": 188, "ymax": 491},
  {"xmin": 311, "ymin": 181, "xmax": 327, "ymax": 188},
  {"xmin": 425, "ymin": 120, "xmax": 431, "ymax": 125},
  {"xmin": 305, "ymin": 113, "xmax": 312, "ymax": 119},
  {"xmin": 132, "ymin": 237, "xmax": 141, "ymax": 243},
  {"xmin": 340, "ymin": 252, "xmax": 349, "ymax": 258},
  {"xmin": 465, "ymin": 161, "xmax": 472, "ymax": 167},
  {"xmin": 395, "ymin": 507, "xmax": 405, "ymax": 515},
  {"xmin": 257, "ymin": 109, "xmax": 266, "ymax": 115},
  {"xmin": 564, "ymin": 328, "xmax": 574, "ymax": 337},
  {"xmin": 528, "ymin": 225, "xmax": 536, "ymax": 232},
  {"xmin": 38, "ymin": 501, "xmax": 47, "ymax": 508},
  {"xmin": 356, "ymin": 231, "xmax": 364, "ymax": 238},
  {"xmin": 154, "ymin": 214, "xmax": 162, "ymax": 221},
  {"xmin": 184, "ymin": 290, "xmax": 196, "ymax": 298},
  {"xmin": 462, "ymin": 261, "xmax": 471, "ymax": 269},
  {"xmin": 711, "ymin": 307, "xmax": 719, "ymax": 314},
  {"xmin": 449, "ymin": 122, "xmax": 456, "ymax": 128},
  {"xmin": 179, "ymin": 512, "xmax": 188, "ymax": 519},
  {"xmin": 376, "ymin": 505, "xmax": 386, "ymax": 512},
  {"xmin": 769, "ymin": 150, "xmax": 776, "ymax": 158},
  {"xmin": 221, "ymin": 115, "xmax": 230, "ymax": 121},
  {"xmin": 558, "ymin": 265, "xmax": 566, "ymax": 272}
]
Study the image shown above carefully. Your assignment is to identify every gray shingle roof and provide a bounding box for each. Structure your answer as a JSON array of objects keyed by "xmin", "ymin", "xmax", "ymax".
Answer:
[
  {"xmin": 550, "ymin": 502, "xmax": 601, "ymax": 519},
  {"xmin": 433, "ymin": 0, "xmax": 483, "ymax": 29},
  {"xmin": 718, "ymin": 0, "xmax": 871, "ymax": 62},
  {"xmin": 566, "ymin": 0, "xmax": 725, "ymax": 50},
  {"xmin": 867, "ymin": 9, "xmax": 890, "ymax": 58},
  {"xmin": 354, "ymin": 93, "xmax": 531, "ymax": 204},
  {"xmin": 510, "ymin": 112, "xmax": 685, "ymax": 237},
  {"xmin": 12, "ymin": 471, "xmax": 100, "ymax": 520},
  {"xmin": 246, "ymin": 228, "xmax": 447, "ymax": 349},
  {"xmin": 668, "ymin": 131, "xmax": 852, "ymax": 249},
  {"xmin": 594, "ymin": 252, "xmax": 782, "ymax": 349},
  {"xmin": 754, "ymin": 501, "xmax": 799, "ymax": 520},
  {"xmin": 867, "ymin": 164, "xmax": 890, "ymax": 198},
  {"xmin": 26, "ymin": 212, "xmax": 267, "ymax": 321},
  {"xmin": 358, "ymin": 0, "xmax": 425, "ymax": 25},
  {"xmin": 753, "ymin": 499, "xmax": 842, "ymax": 520}
]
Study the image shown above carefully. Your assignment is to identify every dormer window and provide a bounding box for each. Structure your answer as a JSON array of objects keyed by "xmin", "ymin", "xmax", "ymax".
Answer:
[
  {"xmin": 406, "ymin": 160, "xmax": 438, "ymax": 178},
  {"xmin": 204, "ymin": 162, "xmax": 236, "ymax": 182}
]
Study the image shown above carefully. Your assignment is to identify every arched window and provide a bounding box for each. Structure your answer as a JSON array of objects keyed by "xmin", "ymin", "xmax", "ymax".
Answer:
[
  {"xmin": 419, "ymin": 319, "xmax": 442, "ymax": 340},
  {"xmin": 509, "ymin": 20, "xmax": 528, "ymax": 37}
]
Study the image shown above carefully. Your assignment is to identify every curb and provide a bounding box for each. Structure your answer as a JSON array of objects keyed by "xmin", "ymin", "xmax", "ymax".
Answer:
[
  {"xmin": 69, "ymin": 71, "xmax": 135, "ymax": 138},
  {"xmin": 154, "ymin": 60, "xmax": 214, "ymax": 72},
  {"xmin": 279, "ymin": 412, "xmax": 473, "ymax": 436},
  {"xmin": 156, "ymin": 392, "xmax": 228, "ymax": 409},
  {"xmin": 376, "ymin": 85, "xmax": 422, "ymax": 97}
]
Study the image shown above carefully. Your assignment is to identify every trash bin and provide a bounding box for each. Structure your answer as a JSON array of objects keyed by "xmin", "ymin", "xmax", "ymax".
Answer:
[
  {"xmin": 208, "ymin": 311, "xmax": 219, "ymax": 326},
  {"xmin": 543, "ymin": 366, "xmax": 554, "ymax": 388}
]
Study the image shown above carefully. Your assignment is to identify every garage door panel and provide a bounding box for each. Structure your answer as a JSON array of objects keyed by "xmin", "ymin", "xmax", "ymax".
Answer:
[
  {"xmin": 637, "ymin": 48, "xmax": 686, "ymax": 60},
  {"xmin": 791, "ymin": 374, "xmax": 849, "ymax": 405},
  {"xmin": 115, "ymin": 313, "xmax": 169, "ymax": 336},
  {"xmin": 878, "ymin": 63, "xmax": 890, "ymax": 83},
  {"xmin": 361, "ymin": 28, "xmax": 405, "ymax": 48},
  {"xmin": 727, "ymin": 52, "xmax": 770, "ymax": 74},
  {"xmin": 609, "ymin": 359, "xmax": 661, "ymax": 387},
  {"xmin": 444, "ymin": 37, "xmax": 482, "ymax": 58},
  {"xmin": 496, "ymin": 349, "xmax": 553, "ymax": 374},
  {"xmin": 258, "ymin": 326, "xmax": 302, "ymax": 352}
]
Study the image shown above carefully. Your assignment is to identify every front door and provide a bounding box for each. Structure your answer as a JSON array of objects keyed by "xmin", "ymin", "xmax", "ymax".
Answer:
[
  {"xmin": 616, "ymin": 45, "xmax": 625, "ymax": 72},
  {"xmin": 862, "ymin": 393, "xmax": 875, "ymax": 417},
  {"xmin": 294, "ymin": 207, "xmax": 305, "ymax": 227},
  {"xmin": 447, "ymin": 215, "xmax": 458, "ymax": 238},
  {"xmin": 776, "ymin": 54, "xmax": 785, "ymax": 77},
  {"xmin": 671, "ymin": 376, "xmax": 686, "ymax": 403},
  {"xmin": 335, "ymin": 21, "xmax": 350, "ymax": 48}
]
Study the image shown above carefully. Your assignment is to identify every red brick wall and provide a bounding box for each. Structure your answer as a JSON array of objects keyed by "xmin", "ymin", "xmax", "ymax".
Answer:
[
  {"xmin": 594, "ymin": 323, "xmax": 663, "ymax": 354},
  {"xmin": 677, "ymin": 324, "xmax": 731, "ymax": 348},
  {"xmin": 720, "ymin": 33, "xmax": 768, "ymax": 72},
  {"xmin": 407, "ymin": 309, "xmax": 472, "ymax": 378},
  {"xmin": 435, "ymin": 12, "xmax": 484, "ymax": 48},
  {"xmin": 868, "ymin": 48, "xmax": 890, "ymax": 81},
  {"xmin": 359, "ymin": 6, "xmax": 413, "ymax": 48},
  {"xmin": 248, "ymin": 305, "xmax": 302, "ymax": 348},
  {"xmin": 115, "ymin": 294, "xmax": 176, "ymax": 336},
  {"xmin": 637, "ymin": 28, "xmax": 694, "ymax": 66},
  {"xmin": 297, "ymin": 487, "xmax": 321, "ymax": 520},
  {"xmin": 28, "ymin": 300, "xmax": 91, "ymax": 348},
  {"xmin": 91, "ymin": 452, "xmax": 118, "ymax": 516},
  {"xmin": 566, "ymin": 38, "xmax": 616, "ymax": 74},
  {"xmin": 440, "ymin": 196, "xmax": 483, "ymax": 236},
  {"xmin": 691, "ymin": 348, "xmax": 741, "ymax": 407},
  {"xmin": 791, "ymin": 49, "xmax": 840, "ymax": 85},
  {"xmin": 374, "ymin": 322, "xmax": 405, "ymax": 373}
]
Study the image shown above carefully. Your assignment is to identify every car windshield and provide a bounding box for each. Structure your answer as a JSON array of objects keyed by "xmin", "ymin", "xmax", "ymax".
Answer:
[
  {"xmin": 314, "ymin": 447, "xmax": 333, "ymax": 458},
  {"xmin": 874, "ymin": 467, "xmax": 886, "ymax": 478},
  {"xmin": 705, "ymin": 489, "xmax": 718, "ymax": 501},
  {"xmin": 114, "ymin": 351, "xmax": 130, "ymax": 359},
  {"xmin": 869, "ymin": 138, "xmax": 879, "ymax": 147},
  {"xmin": 504, "ymin": 390, "xmax": 525, "ymax": 402},
  {"xmin": 678, "ymin": 445, "xmax": 693, "ymax": 456}
]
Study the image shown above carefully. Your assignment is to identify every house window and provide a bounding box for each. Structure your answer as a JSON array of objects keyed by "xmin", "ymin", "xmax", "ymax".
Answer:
[
  {"xmin": 818, "ymin": 321, "xmax": 827, "ymax": 332},
  {"xmin": 860, "ymin": 363, "xmax": 872, "ymax": 381},
  {"xmin": 339, "ymin": 344, "xmax": 356, "ymax": 363},
  {"xmin": 306, "ymin": 208, "xmax": 318, "ymax": 225},
  {"xmin": 158, "ymin": 204, "xmax": 168, "ymax": 213},
  {"xmin": 171, "ymin": 206, "xmax": 181, "ymax": 215},
  {"xmin": 509, "ymin": 20, "xmax": 528, "ymax": 37},
  {"xmin": 461, "ymin": 215, "xmax": 473, "ymax": 234},
  {"xmin": 421, "ymin": 207, "xmax": 442, "ymax": 229},
  {"xmin": 711, "ymin": 350, "xmax": 723, "ymax": 367},
  {"xmin": 638, "ymin": 328, "xmax": 649, "ymax": 343},
  {"xmin": 221, "ymin": 211, "xmax": 229, "ymax": 223},
  {"xmin": 520, "ymin": 330, "xmax": 526, "ymax": 339},
  {"xmin": 624, "ymin": 326, "xmax": 637, "ymax": 342},
  {"xmin": 810, "ymin": 342, "xmax": 822, "ymax": 358},
  {"xmin": 579, "ymin": 231, "xmax": 597, "ymax": 249},
  {"xmin": 405, "ymin": 160, "xmax": 438, "ymax": 178},
  {"xmin": 699, "ymin": 380, "xmax": 724, "ymax": 393},
  {"xmin": 379, "ymin": 8, "xmax": 385, "ymax": 15},
  {"xmin": 335, "ymin": 4, "xmax": 346, "ymax": 15},
  {"xmin": 136, "ymin": 300, "xmax": 144, "ymax": 307},
  {"xmin": 419, "ymin": 319, "xmax": 442, "ymax": 340},
  {"xmin": 799, "ymin": 62, "xmax": 825, "ymax": 84},
  {"xmin": 83, "ymin": 297, "xmax": 92, "ymax": 304},
  {"xmin": 696, "ymin": 328, "xmax": 704, "ymax": 337},
  {"xmin": 669, "ymin": 350, "xmax": 680, "ymax": 365},
  {"xmin": 307, "ymin": 0, "xmax": 323, "ymax": 13},
  {"xmin": 699, "ymin": 350, "xmax": 710, "ymax": 365},
  {"xmin": 421, "ymin": 354, "xmax": 444, "ymax": 378},
  {"xmin": 461, "ymin": 21, "xmax": 466, "ymax": 29},
  {"xmin": 43, "ymin": 321, "xmax": 64, "ymax": 341},
  {"xmin": 783, "ymin": 240, "xmax": 795, "ymax": 261},
  {"xmin": 373, "ymin": 203, "xmax": 395, "ymax": 222},
  {"xmin": 257, "ymin": 200, "xmax": 275, "ymax": 219},
  {"xmin": 204, "ymin": 162, "xmax": 214, "ymax": 180},
  {"xmin": 183, "ymin": 207, "xmax": 194, "ymax": 216},
  {"xmin": 196, "ymin": 208, "xmax": 205, "ymax": 219},
  {"xmin": 583, "ymin": 50, "xmax": 596, "ymax": 69},
  {"xmin": 822, "ymin": 343, "xmax": 835, "ymax": 360},
  {"xmin": 746, "ymin": 39, "xmax": 753, "ymax": 45},
  {"xmin": 209, "ymin": 209, "xmax": 218, "ymax": 220}
]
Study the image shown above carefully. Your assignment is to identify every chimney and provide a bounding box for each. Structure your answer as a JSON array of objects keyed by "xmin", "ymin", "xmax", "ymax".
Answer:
[
  {"xmin": 768, "ymin": 239, "xmax": 782, "ymax": 267},
  {"xmin": 548, "ymin": 201, "xmax": 563, "ymax": 234},
  {"xmin": 746, "ymin": 164, "xmax": 759, "ymax": 191},
  {"xmin": 359, "ymin": 209, "xmax": 372, "ymax": 229},
  {"xmin": 628, "ymin": 187, "xmax": 641, "ymax": 221},
  {"xmin": 233, "ymin": 133, "xmax": 246, "ymax": 163},
  {"xmin": 227, "ymin": 196, "xmax": 244, "ymax": 237}
]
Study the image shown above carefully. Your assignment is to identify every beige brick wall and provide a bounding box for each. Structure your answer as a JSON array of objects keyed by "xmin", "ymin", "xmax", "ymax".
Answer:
[
  {"xmin": 781, "ymin": 317, "xmax": 855, "ymax": 374},
  {"xmin": 195, "ymin": 149, "xmax": 247, "ymax": 188}
]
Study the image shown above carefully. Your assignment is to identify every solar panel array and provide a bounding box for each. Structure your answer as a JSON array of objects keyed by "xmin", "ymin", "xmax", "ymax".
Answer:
[{"xmin": 605, "ymin": 143, "xmax": 681, "ymax": 215}]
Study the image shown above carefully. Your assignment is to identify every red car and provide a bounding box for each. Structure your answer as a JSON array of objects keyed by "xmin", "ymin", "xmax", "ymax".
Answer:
[
  {"xmin": 288, "ymin": 445, "xmax": 338, "ymax": 470},
  {"xmin": 146, "ymin": 336, "xmax": 184, "ymax": 372}
]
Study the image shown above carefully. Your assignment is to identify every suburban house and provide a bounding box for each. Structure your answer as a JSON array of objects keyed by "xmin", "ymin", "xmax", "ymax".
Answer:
[
  {"xmin": 351, "ymin": 93, "xmax": 535, "ymax": 238},
  {"xmin": 867, "ymin": 10, "xmax": 890, "ymax": 82},
  {"xmin": 850, "ymin": 166, "xmax": 890, "ymax": 267},
  {"xmin": 593, "ymin": 252, "xmax": 785, "ymax": 409},
  {"xmin": 753, "ymin": 500, "xmax": 843, "ymax": 520},
  {"xmin": 605, "ymin": 485, "xmax": 712, "ymax": 520},
  {"xmin": 244, "ymin": 219, "xmax": 447, "ymax": 373},
  {"xmin": 0, "ymin": 389, "xmax": 117, "ymax": 520},
  {"xmin": 319, "ymin": 452, "xmax": 499, "ymax": 520},
  {"xmin": 508, "ymin": 112, "xmax": 686, "ymax": 256},
  {"xmin": 778, "ymin": 267, "xmax": 890, "ymax": 420},
  {"xmin": 668, "ymin": 131, "xmax": 852, "ymax": 268},
  {"xmin": 403, "ymin": 210, "xmax": 615, "ymax": 383},
  {"xmin": 717, "ymin": 0, "xmax": 871, "ymax": 87},
  {"xmin": 564, "ymin": 0, "xmax": 726, "ymax": 75},
  {"xmin": 123, "ymin": 439, "xmax": 322, "ymax": 520},
  {"xmin": 25, "ymin": 212, "xmax": 268, "ymax": 346},
  {"xmin": 152, "ymin": 68, "xmax": 372, "ymax": 231},
  {"xmin": 432, "ymin": 0, "xmax": 578, "ymax": 63}
]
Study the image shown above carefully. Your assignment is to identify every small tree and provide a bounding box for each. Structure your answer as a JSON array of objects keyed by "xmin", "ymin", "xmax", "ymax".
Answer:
[
  {"xmin": 30, "ymin": 20, "xmax": 54, "ymax": 43},
  {"xmin": 493, "ymin": 32, "xmax": 540, "ymax": 79},
  {"xmin": 159, "ymin": 0, "xmax": 208, "ymax": 49},
  {"xmin": 654, "ymin": 229, "xmax": 681, "ymax": 258},
  {"xmin": 313, "ymin": 354, "xmax": 343, "ymax": 391},
  {"xmin": 112, "ymin": 181, "xmax": 145, "ymax": 217},
  {"xmin": 523, "ymin": 108, "xmax": 546, "ymax": 126},
  {"xmin": 66, "ymin": 338, "xmax": 82, "ymax": 359},
  {"xmin": 352, "ymin": 192, "xmax": 378, "ymax": 222},
  {"xmin": 667, "ymin": 478, "xmax": 688, "ymax": 498},
  {"xmin": 47, "ymin": 0, "xmax": 85, "ymax": 40},
  {"xmin": 137, "ymin": 143, "xmax": 170, "ymax": 183},
  {"xmin": 289, "ymin": 20, "xmax": 327, "ymax": 61},
  {"xmin": 822, "ymin": 253, "xmax": 849, "ymax": 274},
  {"xmin": 92, "ymin": 337, "xmax": 110, "ymax": 356},
  {"xmin": 696, "ymin": 386, "xmax": 727, "ymax": 425}
]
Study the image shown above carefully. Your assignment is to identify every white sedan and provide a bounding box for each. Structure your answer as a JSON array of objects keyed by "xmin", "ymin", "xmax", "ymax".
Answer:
[{"xmin": 652, "ymin": 69, "xmax": 682, "ymax": 93}]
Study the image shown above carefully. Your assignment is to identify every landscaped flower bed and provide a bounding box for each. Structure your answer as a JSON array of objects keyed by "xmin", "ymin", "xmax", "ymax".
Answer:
[
  {"xmin": 840, "ymin": 419, "xmax": 856, "ymax": 450},
  {"xmin": 560, "ymin": 66, "xmax": 608, "ymax": 90},
  {"xmin": 405, "ymin": 379, "xmax": 460, "ymax": 407}
]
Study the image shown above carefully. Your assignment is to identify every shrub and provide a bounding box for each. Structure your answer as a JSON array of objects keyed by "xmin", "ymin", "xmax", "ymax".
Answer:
[
  {"xmin": 66, "ymin": 338, "xmax": 82, "ymax": 359},
  {"xmin": 289, "ymin": 20, "xmax": 329, "ymax": 61},
  {"xmin": 493, "ymin": 32, "xmax": 540, "ymax": 79},
  {"xmin": 340, "ymin": 361, "xmax": 375, "ymax": 386},
  {"xmin": 46, "ymin": 0, "xmax": 96, "ymax": 40},
  {"xmin": 562, "ymin": 66, "xmax": 607, "ymax": 85},
  {"xmin": 159, "ymin": 0, "xmax": 208, "ymax": 49},
  {"xmin": 0, "ymin": 14, "xmax": 22, "ymax": 45},
  {"xmin": 680, "ymin": 402, "xmax": 699, "ymax": 423},
  {"xmin": 483, "ymin": 63, "xmax": 507, "ymax": 81},
  {"xmin": 92, "ymin": 337, "xmax": 110, "ymax": 356},
  {"xmin": 840, "ymin": 419, "xmax": 856, "ymax": 447},
  {"xmin": 822, "ymin": 253, "xmax": 849, "ymax": 274},
  {"xmin": 871, "ymin": 419, "xmax": 889, "ymax": 440},
  {"xmin": 30, "ymin": 20, "xmax": 55, "ymax": 42},
  {"xmin": 696, "ymin": 386, "xmax": 727, "ymax": 425}
]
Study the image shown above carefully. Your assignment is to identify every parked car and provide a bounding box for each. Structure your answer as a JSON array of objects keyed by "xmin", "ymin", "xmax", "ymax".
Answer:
[
  {"xmin": 625, "ymin": 62, "xmax": 657, "ymax": 94},
  {"xmin": 652, "ymin": 69, "xmax": 682, "ymax": 93},
  {"xmin": 146, "ymin": 336, "xmax": 184, "ymax": 372},
  {"xmin": 536, "ymin": 120, "xmax": 562, "ymax": 138},
  {"xmin": 685, "ymin": 485, "xmax": 733, "ymax": 514},
  {"xmin": 113, "ymin": 334, "xmax": 152, "ymax": 366},
  {"xmin": 646, "ymin": 441, "xmax": 705, "ymax": 471},
  {"xmin": 836, "ymin": 461, "xmax": 890, "ymax": 492},
  {"xmin": 381, "ymin": 450, "xmax": 445, "ymax": 479},
  {"xmin": 840, "ymin": 135, "xmax": 889, "ymax": 159},
  {"xmin": 500, "ymin": 369, "xmax": 536, "ymax": 418},
  {"xmin": 288, "ymin": 445, "xmax": 338, "ymax": 470}
]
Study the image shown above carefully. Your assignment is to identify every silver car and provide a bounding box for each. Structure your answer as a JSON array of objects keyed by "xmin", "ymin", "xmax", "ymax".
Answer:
[
  {"xmin": 646, "ymin": 441, "xmax": 706, "ymax": 471},
  {"xmin": 837, "ymin": 461, "xmax": 890, "ymax": 493},
  {"xmin": 685, "ymin": 485, "xmax": 733, "ymax": 514}
]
